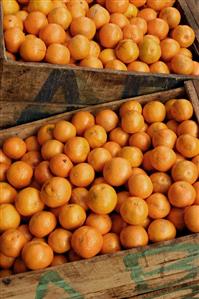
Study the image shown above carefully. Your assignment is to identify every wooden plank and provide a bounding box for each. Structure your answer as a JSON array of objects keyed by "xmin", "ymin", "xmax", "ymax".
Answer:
[
  {"xmin": 0, "ymin": 86, "xmax": 185, "ymax": 145},
  {"xmin": 185, "ymin": 0, "xmax": 199, "ymax": 28},
  {"xmin": 185, "ymin": 80, "xmax": 199, "ymax": 123},
  {"xmin": 0, "ymin": 234, "xmax": 199, "ymax": 299}
]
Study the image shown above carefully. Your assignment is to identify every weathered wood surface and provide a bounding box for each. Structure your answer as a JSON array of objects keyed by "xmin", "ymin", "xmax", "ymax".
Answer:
[
  {"xmin": 0, "ymin": 234, "xmax": 198, "ymax": 299},
  {"xmin": 0, "ymin": 0, "xmax": 199, "ymax": 129},
  {"xmin": 0, "ymin": 86, "xmax": 186, "ymax": 144},
  {"xmin": 185, "ymin": 0, "xmax": 199, "ymax": 28}
]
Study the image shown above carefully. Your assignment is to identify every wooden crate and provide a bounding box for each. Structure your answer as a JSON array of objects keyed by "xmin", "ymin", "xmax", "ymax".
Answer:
[
  {"xmin": 0, "ymin": 0, "xmax": 199, "ymax": 129},
  {"xmin": 0, "ymin": 80, "xmax": 199, "ymax": 299}
]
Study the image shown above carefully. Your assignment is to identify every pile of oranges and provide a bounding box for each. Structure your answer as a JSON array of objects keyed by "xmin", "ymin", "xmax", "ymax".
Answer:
[
  {"xmin": 2, "ymin": 0, "xmax": 199, "ymax": 75},
  {"xmin": 0, "ymin": 97, "xmax": 199, "ymax": 278}
]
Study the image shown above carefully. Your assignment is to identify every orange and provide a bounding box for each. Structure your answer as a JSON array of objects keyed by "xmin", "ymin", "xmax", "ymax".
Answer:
[
  {"xmin": 130, "ymin": 167, "xmax": 147, "ymax": 176},
  {"xmin": 178, "ymin": 48, "xmax": 193, "ymax": 58},
  {"xmin": 0, "ymin": 204, "xmax": 20, "ymax": 232},
  {"xmin": 101, "ymin": 233, "xmax": 121, "ymax": 254},
  {"xmin": 86, "ymin": 213, "xmax": 112, "ymax": 234},
  {"xmin": 103, "ymin": 157, "xmax": 132, "ymax": 186},
  {"xmin": 99, "ymin": 23, "xmax": 123, "ymax": 48},
  {"xmin": 105, "ymin": 0, "xmax": 129, "ymax": 13},
  {"xmin": 41, "ymin": 177, "xmax": 71, "ymax": 208},
  {"xmin": 177, "ymin": 120, "xmax": 198, "ymax": 137},
  {"xmin": 123, "ymin": 24, "xmax": 143, "ymax": 44},
  {"xmin": 120, "ymin": 197, "xmax": 148, "ymax": 225},
  {"xmin": 143, "ymin": 101, "xmax": 166, "ymax": 123},
  {"xmin": 119, "ymin": 100, "xmax": 142, "ymax": 116},
  {"xmin": 150, "ymin": 172, "xmax": 172, "ymax": 194},
  {"xmin": 117, "ymin": 146, "xmax": 143, "ymax": 167},
  {"xmin": 146, "ymin": 0, "xmax": 176, "ymax": 11},
  {"xmin": 171, "ymin": 25, "xmax": 195, "ymax": 48},
  {"xmin": 70, "ymin": 16, "xmax": 96, "ymax": 40},
  {"xmin": 150, "ymin": 146, "xmax": 176, "ymax": 172},
  {"xmin": 13, "ymin": 258, "xmax": 28, "ymax": 274},
  {"xmin": 171, "ymin": 99, "xmax": 193, "ymax": 122},
  {"xmin": 20, "ymin": 37, "xmax": 46, "ymax": 62},
  {"xmin": 184, "ymin": 205, "xmax": 199, "ymax": 233},
  {"xmin": 70, "ymin": 187, "xmax": 88, "ymax": 210},
  {"xmin": 0, "ymin": 163, "xmax": 10, "ymax": 182},
  {"xmin": 105, "ymin": 59, "xmax": 127, "ymax": 71},
  {"xmin": 71, "ymin": 226, "xmax": 103, "ymax": 258},
  {"xmin": 59, "ymin": 204, "xmax": 86, "ymax": 230},
  {"xmin": 45, "ymin": 43, "xmax": 70, "ymax": 65},
  {"xmin": 130, "ymin": 17, "xmax": 147, "ymax": 35},
  {"xmin": 68, "ymin": 34, "xmax": 90, "ymax": 60},
  {"xmin": 121, "ymin": 111, "xmax": 144, "ymax": 133},
  {"xmin": 2, "ymin": 0, "xmax": 20, "ymax": 15},
  {"xmin": 3, "ymin": 136, "xmax": 26, "ymax": 160},
  {"xmin": 120, "ymin": 225, "xmax": 148, "ymax": 248},
  {"xmin": 67, "ymin": 0, "xmax": 89, "ymax": 12},
  {"xmin": 147, "ymin": 18, "xmax": 169, "ymax": 40},
  {"xmin": 0, "ymin": 252, "xmax": 15, "ymax": 269},
  {"xmin": 144, "ymin": 34, "xmax": 160, "ymax": 44},
  {"xmin": 171, "ymin": 160, "xmax": 198, "ymax": 184},
  {"xmin": 96, "ymin": 109, "xmax": 119, "ymax": 132},
  {"xmin": 193, "ymin": 182, "xmax": 199, "ymax": 205},
  {"xmin": 99, "ymin": 49, "xmax": 116, "ymax": 65},
  {"xmin": 115, "ymin": 39, "xmax": 139, "ymax": 63},
  {"xmin": 147, "ymin": 122, "xmax": 167, "ymax": 137},
  {"xmin": 92, "ymin": 177, "xmax": 107, "ymax": 185},
  {"xmin": 110, "ymin": 13, "xmax": 129, "ymax": 29},
  {"xmin": 21, "ymin": 150, "xmax": 42, "ymax": 168},
  {"xmin": 64, "ymin": 136, "xmax": 90, "ymax": 163},
  {"xmin": 84, "ymin": 125, "xmax": 107, "ymax": 148},
  {"xmin": 192, "ymin": 155, "xmax": 199, "ymax": 173},
  {"xmin": 15, "ymin": 10, "xmax": 29, "ymax": 22},
  {"xmin": 146, "ymin": 193, "xmax": 171, "ymax": 219},
  {"xmin": 167, "ymin": 120, "xmax": 178, "ymax": 134},
  {"xmin": 142, "ymin": 150, "xmax": 154, "ymax": 171},
  {"xmin": 103, "ymin": 141, "xmax": 121, "ymax": 157},
  {"xmin": 88, "ymin": 148, "xmax": 112, "ymax": 172},
  {"xmin": 152, "ymin": 128, "xmax": 177, "ymax": 148},
  {"xmin": 0, "ymin": 150, "xmax": 12, "ymax": 165},
  {"xmin": 22, "ymin": 240, "xmax": 53, "ymax": 270},
  {"xmin": 48, "ymin": 7, "xmax": 72, "ymax": 30},
  {"xmin": 88, "ymin": 41, "xmax": 101, "ymax": 57},
  {"xmin": 27, "ymin": 0, "xmax": 53, "ymax": 15},
  {"xmin": 175, "ymin": 152, "xmax": 185, "ymax": 163},
  {"xmin": 128, "ymin": 173, "xmax": 153, "ymax": 199},
  {"xmin": 129, "ymin": 132, "xmax": 151, "ymax": 152},
  {"xmin": 80, "ymin": 56, "xmax": 103, "ymax": 68},
  {"xmin": 7, "ymin": 161, "xmax": 33, "ymax": 189},
  {"xmin": 48, "ymin": 228, "xmax": 72, "ymax": 253},
  {"xmin": 34, "ymin": 161, "xmax": 53, "ymax": 184},
  {"xmin": 148, "ymin": 219, "xmax": 176, "ymax": 242},
  {"xmin": 0, "ymin": 229, "xmax": 26, "ymax": 257},
  {"xmin": 18, "ymin": 224, "xmax": 32, "ymax": 242},
  {"xmin": 111, "ymin": 214, "xmax": 127, "ymax": 234},
  {"xmin": 51, "ymin": 255, "xmax": 67, "ymax": 266},
  {"xmin": 49, "ymin": 153, "xmax": 73, "ymax": 177},
  {"xmin": 160, "ymin": 38, "xmax": 180, "ymax": 62},
  {"xmin": 69, "ymin": 163, "xmax": 95, "ymax": 187},
  {"xmin": 87, "ymin": 4, "xmax": 110, "ymax": 29},
  {"xmin": 71, "ymin": 111, "xmax": 95, "ymax": 136},
  {"xmin": 171, "ymin": 54, "xmax": 194, "ymax": 75},
  {"xmin": 39, "ymin": 23, "xmax": 66, "ymax": 46},
  {"xmin": 87, "ymin": 183, "xmax": 117, "ymax": 214},
  {"xmin": 29, "ymin": 211, "xmax": 57, "ymax": 237},
  {"xmin": 150, "ymin": 61, "xmax": 170, "ymax": 74},
  {"xmin": 137, "ymin": 8, "xmax": 157, "ymax": 21},
  {"xmin": 41, "ymin": 139, "xmax": 64, "ymax": 160},
  {"xmin": 167, "ymin": 207, "xmax": 185, "ymax": 230},
  {"xmin": 15, "ymin": 187, "xmax": 44, "ymax": 216},
  {"xmin": 176, "ymin": 134, "xmax": 199, "ymax": 158},
  {"xmin": 66, "ymin": 3, "xmax": 86, "ymax": 18},
  {"xmin": 192, "ymin": 61, "xmax": 199, "ymax": 76},
  {"xmin": 0, "ymin": 182, "xmax": 17, "ymax": 204},
  {"xmin": 130, "ymin": 0, "xmax": 146, "ymax": 7},
  {"xmin": 168, "ymin": 181, "xmax": 196, "ymax": 207},
  {"xmin": 52, "ymin": 0, "xmax": 67, "ymax": 9},
  {"xmin": 115, "ymin": 191, "xmax": 130, "ymax": 212},
  {"xmin": 159, "ymin": 7, "xmax": 181, "ymax": 29},
  {"xmin": 139, "ymin": 36, "xmax": 161, "ymax": 64},
  {"xmin": 3, "ymin": 14, "xmax": 23, "ymax": 31},
  {"xmin": 37, "ymin": 124, "xmax": 55, "ymax": 145},
  {"xmin": 24, "ymin": 11, "xmax": 48, "ymax": 35}
]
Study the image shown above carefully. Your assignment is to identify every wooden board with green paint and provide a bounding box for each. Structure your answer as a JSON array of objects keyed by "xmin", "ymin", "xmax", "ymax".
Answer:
[
  {"xmin": 0, "ymin": 80, "xmax": 199, "ymax": 299},
  {"xmin": 0, "ymin": 234, "xmax": 198, "ymax": 299}
]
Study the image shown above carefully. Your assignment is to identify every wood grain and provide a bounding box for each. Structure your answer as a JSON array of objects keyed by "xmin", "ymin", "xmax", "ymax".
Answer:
[{"xmin": 0, "ymin": 234, "xmax": 198, "ymax": 299}]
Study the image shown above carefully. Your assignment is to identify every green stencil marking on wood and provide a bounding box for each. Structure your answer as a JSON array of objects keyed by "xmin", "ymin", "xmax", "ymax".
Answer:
[
  {"xmin": 35, "ymin": 270, "xmax": 84, "ymax": 299},
  {"xmin": 123, "ymin": 241, "xmax": 199, "ymax": 293}
]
